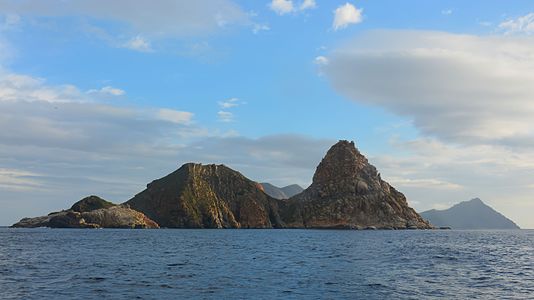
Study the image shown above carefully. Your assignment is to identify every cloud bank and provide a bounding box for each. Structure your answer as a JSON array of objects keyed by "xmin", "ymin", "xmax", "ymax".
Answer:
[
  {"xmin": 0, "ymin": 69, "xmax": 334, "ymax": 225},
  {"xmin": 323, "ymin": 30, "xmax": 534, "ymax": 147}
]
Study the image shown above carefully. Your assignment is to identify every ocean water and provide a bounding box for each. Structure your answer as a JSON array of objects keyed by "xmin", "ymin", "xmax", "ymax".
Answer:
[{"xmin": 0, "ymin": 229, "xmax": 533, "ymax": 299}]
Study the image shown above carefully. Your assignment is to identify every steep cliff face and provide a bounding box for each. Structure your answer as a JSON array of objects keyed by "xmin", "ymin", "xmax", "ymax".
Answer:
[
  {"xmin": 126, "ymin": 163, "xmax": 284, "ymax": 228},
  {"xmin": 281, "ymin": 140, "xmax": 432, "ymax": 229}
]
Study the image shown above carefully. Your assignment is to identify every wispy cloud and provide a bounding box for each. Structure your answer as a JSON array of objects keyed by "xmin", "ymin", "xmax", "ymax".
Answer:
[
  {"xmin": 123, "ymin": 36, "xmax": 152, "ymax": 52},
  {"xmin": 314, "ymin": 56, "xmax": 329, "ymax": 66},
  {"xmin": 218, "ymin": 97, "xmax": 243, "ymax": 109},
  {"xmin": 0, "ymin": 0, "xmax": 251, "ymax": 53},
  {"xmin": 0, "ymin": 168, "xmax": 45, "ymax": 191},
  {"xmin": 217, "ymin": 97, "xmax": 246, "ymax": 122},
  {"xmin": 499, "ymin": 12, "xmax": 534, "ymax": 35},
  {"xmin": 87, "ymin": 86, "xmax": 126, "ymax": 97},
  {"xmin": 300, "ymin": 0, "xmax": 316, "ymax": 10},
  {"xmin": 269, "ymin": 0, "xmax": 316, "ymax": 15},
  {"xmin": 252, "ymin": 24, "xmax": 270, "ymax": 34},
  {"xmin": 217, "ymin": 110, "xmax": 234, "ymax": 122}
]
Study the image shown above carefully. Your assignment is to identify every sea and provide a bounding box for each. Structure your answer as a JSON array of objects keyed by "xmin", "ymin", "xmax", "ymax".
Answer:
[{"xmin": 0, "ymin": 228, "xmax": 532, "ymax": 299}]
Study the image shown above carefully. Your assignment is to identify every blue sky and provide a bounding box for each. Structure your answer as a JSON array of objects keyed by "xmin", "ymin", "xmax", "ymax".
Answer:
[{"xmin": 1, "ymin": 0, "xmax": 534, "ymax": 228}]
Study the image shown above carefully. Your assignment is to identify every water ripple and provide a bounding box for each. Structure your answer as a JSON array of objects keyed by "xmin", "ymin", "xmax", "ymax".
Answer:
[{"xmin": 0, "ymin": 228, "xmax": 533, "ymax": 299}]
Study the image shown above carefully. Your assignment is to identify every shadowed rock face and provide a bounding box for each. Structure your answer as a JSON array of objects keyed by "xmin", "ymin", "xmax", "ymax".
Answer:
[
  {"xmin": 281, "ymin": 140, "xmax": 433, "ymax": 229},
  {"xmin": 126, "ymin": 163, "xmax": 284, "ymax": 228}
]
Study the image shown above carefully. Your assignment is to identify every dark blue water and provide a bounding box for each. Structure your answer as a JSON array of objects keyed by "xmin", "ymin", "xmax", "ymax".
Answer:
[{"xmin": 1, "ymin": 229, "xmax": 533, "ymax": 299}]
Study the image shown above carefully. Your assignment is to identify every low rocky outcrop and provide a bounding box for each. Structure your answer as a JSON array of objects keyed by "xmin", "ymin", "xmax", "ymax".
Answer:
[
  {"xmin": 10, "ymin": 215, "xmax": 53, "ymax": 228},
  {"xmin": 280, "ymin": 141, "xmax": 433, "ymax": 229},
  {"xmin": 126, "ymin": 163, "xmax": 284, "ymax": 228},
  {"xmin": 11, "ymin": 196, "xmax": 159, "ymax": 229}
]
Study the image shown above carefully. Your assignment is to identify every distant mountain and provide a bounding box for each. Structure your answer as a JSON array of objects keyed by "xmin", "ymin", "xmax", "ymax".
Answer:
[
  {"xmin": 260, "ymin": 183, "xmax": 304, "ymax": 199},
  {"xmin": 421, "ymin": 198, "xmax": 520, "ymax": 229},
  {"xmin": 281, "ymin": 184, "xmax": 304, "ymax": 198}
]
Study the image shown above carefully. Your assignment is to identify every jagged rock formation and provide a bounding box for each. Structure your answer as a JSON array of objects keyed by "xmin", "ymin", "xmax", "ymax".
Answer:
[
  {"xmin": 281, "ymin": 140, "xmax": 433, "ymax": 229},
  {"xmin": 12, "ymin": 140, "xmax": 433, "ymax": 230},
  {"xmin": 126, "ymin": 163, "xmax": 284, "ymax": 228},
  {"xmin": 421, "ymin": 198, "xmax": 520, "ymax": 229},
  {"xmin": 261, "ymin": 183, "xmax": 304, "ymax": 199},
  {"xmin": 11, "ymin": 196, "xmax": 159, "ymax": 229}
]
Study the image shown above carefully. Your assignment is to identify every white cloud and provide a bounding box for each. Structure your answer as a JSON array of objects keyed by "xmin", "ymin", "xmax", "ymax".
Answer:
[
  {"xmin": 87, "ymin": 86, "xmax": 125, "ymax": 97},
  {"xmin": 218, "ymin": 97, "xmax": 242, "ymax": 108},
  {"xmin": 270, "ymin": 0, "xmax": 294, "ymax": 15},
  {"xmin": 314, "ymin": 55, "xmax": 329, "ymax": 65},
  {"xmin": 252, "ymin": 23, "xmax": 270, "ymax": 34},
  {"xmin": 101, "ymin": 86, "xmax": 125, "ymax": 96},
  {"xmin": 269, "ymin": 0, "xmax": 316, "ymax": 15},
  {"xmin": 441, "ymin": 9, "xmax": 453, "ymax": 16},
  {"xmin": 0, "ymin": 74, "xmax": 83, "ymax": 103},
  {"xmin": 157, "ymin": 108, "xmax": 194, "ymax": 125},
  {"xmin": 123, "ymin": 36, "xmax": 152, "ymax": 52},
  {"xmin": 322, "ymin": 30, "xmax": 534, "ymax": 147},
  {"xmin": 217, "ymin": 110, "xmax": 234, "ymax": 122},
  {"xmin": 499, "ymin": 13, "xmax": 534, "ymax": 35},
  {"xmin": 333, "ymin": 3, "xmax": 363, "ymax": 31},
  {"xmin": 300, "ymin": 0, "xmax": 317, "ymax": 10}
]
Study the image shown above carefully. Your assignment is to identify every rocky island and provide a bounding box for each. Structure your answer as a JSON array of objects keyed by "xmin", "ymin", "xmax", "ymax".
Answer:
[{"xmin": 12, "ymin": 140, "xmax": 433, "ymax": 229}]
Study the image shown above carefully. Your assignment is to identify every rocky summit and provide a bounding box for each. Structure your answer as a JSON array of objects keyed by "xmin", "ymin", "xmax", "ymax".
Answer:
[
  {"xmin": 126, "ymin": 163, "xmax": 284, "ymax": 228},
  {"xmin": 280, "ymin": 140, "xmax": 432, "ymax": 229}
]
